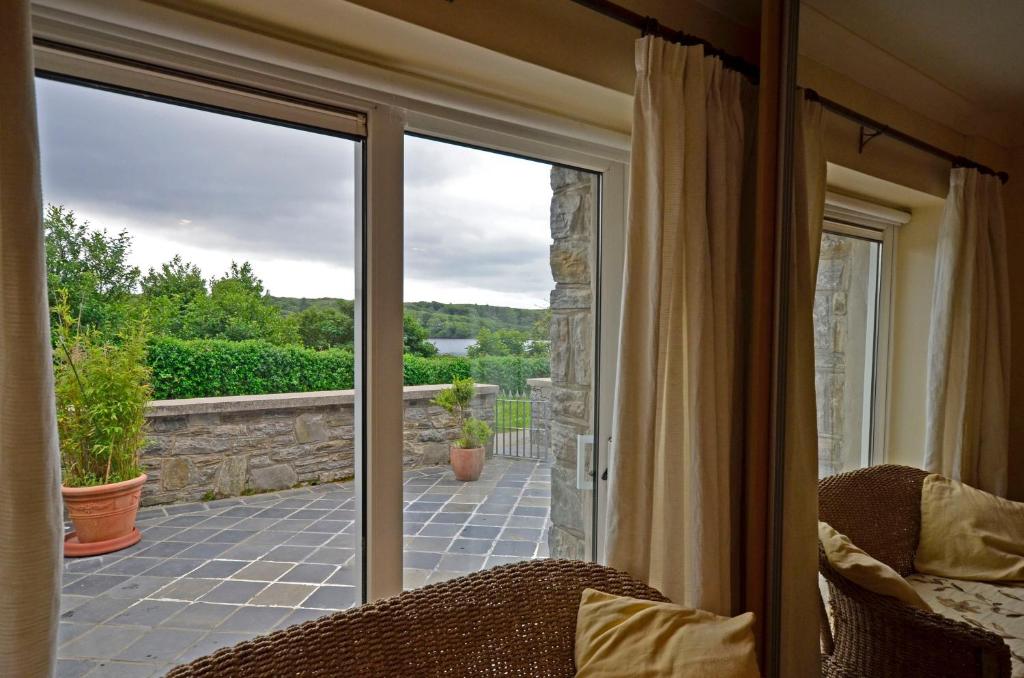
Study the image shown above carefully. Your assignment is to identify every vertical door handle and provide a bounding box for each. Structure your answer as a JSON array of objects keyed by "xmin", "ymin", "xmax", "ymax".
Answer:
[{"xmin": 576, "ymin": 434, "xmax": 594, "ymax": 490}]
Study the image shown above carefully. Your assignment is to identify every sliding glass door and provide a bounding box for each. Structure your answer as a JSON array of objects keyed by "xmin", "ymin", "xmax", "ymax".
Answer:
[{"xmin": 399, "ymin": 135, "xmax": 605, "ymax": 589}]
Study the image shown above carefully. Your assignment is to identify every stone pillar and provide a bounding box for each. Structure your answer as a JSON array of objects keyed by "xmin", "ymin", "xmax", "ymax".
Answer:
[
  {"xmin": 814, "ymin": 234, "xmax": 872, "ymax": 476},
  {"xmin": 547, "ymin": 167, "xmax": 595, "ymax": 560}
]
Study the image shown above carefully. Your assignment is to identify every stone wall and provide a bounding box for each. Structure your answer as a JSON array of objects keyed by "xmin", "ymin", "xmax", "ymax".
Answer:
[
  {"xmin": 546, "ymin": 167, "xmax": 596, "ymax": 560},
  {"xmin": 141, "ymin": 385, "xmax": 498, "ymax": 506},
  {"xmin": 814, "ymin": 234, "xmax": 873, "ymax": 477}
]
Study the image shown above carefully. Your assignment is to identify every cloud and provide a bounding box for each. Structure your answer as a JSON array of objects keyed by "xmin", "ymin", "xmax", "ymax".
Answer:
[{"xmin": 36, "ymin": 78, "xmax": 564, "ymax": 307}]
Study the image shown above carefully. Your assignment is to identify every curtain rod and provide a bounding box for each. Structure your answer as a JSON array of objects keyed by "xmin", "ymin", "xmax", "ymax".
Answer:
[
  {"xmin": 570, "ymin": 0, "xmax": 1011, "ymax": 185},
  {"xmin": 568, "ymin": 0, "xmax": 760, "ymax": 82},
  {"xmin": 805, "ymin": 90, "xmax": 1009, "ymax": 184}
]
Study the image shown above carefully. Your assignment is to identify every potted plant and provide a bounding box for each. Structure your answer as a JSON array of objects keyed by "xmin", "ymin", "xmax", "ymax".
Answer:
[
  {"xmin": 433, "ymin": 378, "xmax": 493, "ymax": 482},
  {"xmin": 53, "ymin": 297, "xmax": 152, "ymax": 556}
]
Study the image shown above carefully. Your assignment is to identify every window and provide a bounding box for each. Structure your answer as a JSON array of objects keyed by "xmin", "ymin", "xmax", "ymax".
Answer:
[
  {"xmin": 814, "ymin": 193, "xmax": 905, "ymax": 477},
  {"xmin": 37, "ymin": 16, "xmax": 627, "ymax": 672}
]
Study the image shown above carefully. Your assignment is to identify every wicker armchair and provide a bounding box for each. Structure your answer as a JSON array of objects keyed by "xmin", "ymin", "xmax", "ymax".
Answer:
[
  {"xmin": 818, "ymin": 464, "xmax": 1011, "ymax": 678},
  {"xmin": 167, "ymin": 559, "xmax": 669, "ymax": 677}
]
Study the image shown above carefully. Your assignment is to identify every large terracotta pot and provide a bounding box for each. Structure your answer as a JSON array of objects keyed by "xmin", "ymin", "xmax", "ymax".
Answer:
[
  {"xmin": 62, "ymin": 473, "xmax": 146, "ymax": 557},
  {"xmin": 450, "ymin": 447, "xmax": 485, "ymax": 482}
]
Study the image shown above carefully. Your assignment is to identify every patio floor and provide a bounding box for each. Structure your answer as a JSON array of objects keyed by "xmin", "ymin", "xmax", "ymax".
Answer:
[{"xmin": 58, "ymin": 457, "xmax": 549, "ymax": 677}]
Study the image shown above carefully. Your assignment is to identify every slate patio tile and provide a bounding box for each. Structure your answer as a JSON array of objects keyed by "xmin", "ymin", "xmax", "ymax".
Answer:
[
  {"xmin": 116, "ymin": 627, "xmax": 203, "ymax": 661},
  {"xmin": 83, "ymin": 661, "xmax": 164, "ymax": 678},
  {"xmin": 60, "ymin": 625, "xmax": 147, "ymax": 659},
  {"xmin": 199, "ymin": 580, "xmax": 267, "ymax": 604},
  {"xmin": 189, "ymin": 560, "xmax": 246, "ymax": 579},
  {"xmin": 275, "ymin": 608, "xmax": 328, "ymax": 630},
  {"xmin": 239, "ymin": 530, "xmax": 291, "ymax": 546},
  {"xmin": 459, "ymin": 525, "xmax": 501, "ymax": 540},
  {"xmin": 230, "ymin": 560, "xmax": 294, "ymax": 581},
  {"xmin": 447, "ymin": 539, "xmax": 493, "ymax": 555},
  {"xmin": 404, "ymin": 551, "xmax": 442, "ymax": 570},
  {"xmin": 265, "ymin": 545, "xmax": 315, "ymax": 562},
  {"xmin": 204, "ymin": 529, "xmax": 257, "ymax": 544},
  {"xmin": 160, "ymin": 602, "xmax": 239, "ymax": 630},
  {"xmin": 172, "ymin": 528, "xmax": 221, "ymax": 543},
  {"xmin": 277, "ymin": 563, "xmax": 335, "ymax": 584},
  {"xmin": 285, "ymin": 531, "xmax": 333, "ymax": 546},
  {"xmin": 301, "ymin": 519, "xmax": 348, "ymax": 534},
  {"xmin": 160, "ymin": 514, "xmax": 208, "ymax": 527},
  {"xmin": 109, "ymin": 600, "xmax": 188, "ymax": 627},
  {"xmin": 216, "ymin": 606, "xmax": 291, "ymax": 633},
  {"xmin": 418, "ymin": 523, "xmax": 462, "ymax": 537},
  {"xmin": 323, "ymin": 567, "xmax": 355, "ymax": 586},
  {"xmin": 133, "ymin": 541, "xmax": 190, "ymax": 559},
  {"xmin": 404, "ymin": 536, "xmax": 453, "ymax": 552},
  {"xmin": 56, "ymin": 658, "xmax": 96, "ymax": 678},
  {"xmin": 499, "ymin": 527, "xmax": 543, "ymax": 541},
  {"xmin": 176, "ymin": 542, "xmax": 233, "ymax": 560},
  {"xmin": 304, "ymin": 547, "xmax": 353, "ymax": 565},
  {"xmin": 248, "ymin": 582, "xmax": 316, "ymax": 607},
  {"xmin": 59, "ymin": 622, "xmax": 93, "ymax": 646},
  {"xmin": 218, "ymin": 543, "xmax": 276, "ymax": 560},
  {"xmin": 491, "ymin": 540, "xmax": 537, "ymax": 557},
  {"xmin": 173, "ymin": 631, "xmax": 252, "ymax": 665},
  {"xmin": 106, "ymin": 576, "xmax": 175, "ymax": 600},
  {"xmin": 63, "ymin": 574, "xmax": 131, "ymax": 597},
  {"xmin": 138, "ymin": 558, "xmax": 205, "ymax": 578},
  {"xmin": 97, "ymin": 558, "xmax": 162, "ymax": 577},
  {"xmin": 60, "ymin": 595, "xmax": 137, "ymax": 624},
  {"xmin": 301, "ymin": 586, "xmax": 356, "ymax": 610},
  {"xmin": 437, "ymin": 553, "xmax": 486, "ymax": 572},
  {"xmin": 152, "ymin": 578, "xmax": 219, "ymax": 602},
  {"xmin": 428, "ymin": 513, "xmax": 468, "ymax": 524}
]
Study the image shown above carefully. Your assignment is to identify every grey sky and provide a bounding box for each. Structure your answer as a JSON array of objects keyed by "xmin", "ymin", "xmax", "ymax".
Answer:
[{"xmin": 35, "ymin": 77, "xmax": 555, "ymax": 308}]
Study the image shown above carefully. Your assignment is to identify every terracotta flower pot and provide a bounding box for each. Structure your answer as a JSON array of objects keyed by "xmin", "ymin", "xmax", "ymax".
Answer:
[
  {"xmin": 62, "ymin": 473, "xmax": 146, "ymax": 557},
  {"xmin": 450, "ymin": 446, "xmax": 485, "ymax": 482}
]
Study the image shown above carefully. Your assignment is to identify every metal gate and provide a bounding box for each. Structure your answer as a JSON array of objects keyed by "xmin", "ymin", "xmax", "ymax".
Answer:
[{"xmin": 493, "ymin": 391, "xmax": 548, "ymax": 460}]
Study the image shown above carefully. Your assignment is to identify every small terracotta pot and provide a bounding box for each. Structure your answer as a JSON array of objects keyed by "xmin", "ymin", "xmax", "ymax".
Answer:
[
  {"xmin": 62, "ymin": 473, "xmax": 146, "ymax": 556},
  {"xmin": 450, "ymin": 446, "xmax": 485, "ymax": 482}
]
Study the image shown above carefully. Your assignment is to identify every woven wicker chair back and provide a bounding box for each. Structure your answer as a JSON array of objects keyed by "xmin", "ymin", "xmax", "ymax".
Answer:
[{"xmin": 818, "ymin": 464, "xmax": 928, "ymax": 576}]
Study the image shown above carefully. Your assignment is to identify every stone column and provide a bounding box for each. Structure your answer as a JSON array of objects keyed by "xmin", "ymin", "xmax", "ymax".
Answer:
[{"xmin": 547, "ymin": 167, "xmax": 595, "ymax": 559}]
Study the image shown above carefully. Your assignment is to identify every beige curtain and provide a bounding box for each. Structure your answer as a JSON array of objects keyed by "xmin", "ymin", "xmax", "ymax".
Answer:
[
  {"xmin": 776, "ymin": 96, "xmax": 826, "ymax": 677},
  {"xmin": 0, "ymin": 2, "xmax": 64, "ymax": 676},
  {"xmin": 925, "ymin": 168, "xmax": 1010, "ymax": 496},
  {"xmin": 605, "ymin": 36, "xmax": 748, "ymax": 615}
]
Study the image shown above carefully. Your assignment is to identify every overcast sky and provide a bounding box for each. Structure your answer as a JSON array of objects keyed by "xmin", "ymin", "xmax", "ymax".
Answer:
[{"xmin": 35, "ymin": 77, "xmax": 555, "ymax": 308}]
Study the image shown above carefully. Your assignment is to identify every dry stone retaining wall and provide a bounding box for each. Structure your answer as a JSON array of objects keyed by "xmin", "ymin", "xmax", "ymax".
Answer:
[{"xmin": 141, "ymin": 385, "xmax": 497, "ymax": 506}]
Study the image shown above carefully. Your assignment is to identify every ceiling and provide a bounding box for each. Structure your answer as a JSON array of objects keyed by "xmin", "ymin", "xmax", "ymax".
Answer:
[{"xmin": 804, "ymin": 0, "xmax": 1024, "ymax": 117}]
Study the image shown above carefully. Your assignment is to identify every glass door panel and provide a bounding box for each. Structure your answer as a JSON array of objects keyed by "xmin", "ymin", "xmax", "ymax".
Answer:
[
  {"xmin": 814, "ymin": 230, "xmax": 883, "ymax": 477},
  {"xmin": 38, "ymin": 74, "xmax": 364, "ymax": 669},
  {"xmin": 400, "ymin": 135, "xmax": 601, "ymax": 588}
]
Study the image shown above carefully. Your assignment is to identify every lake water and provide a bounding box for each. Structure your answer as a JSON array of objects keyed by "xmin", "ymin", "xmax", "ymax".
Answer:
[{"xmin": 429, "ymin": 338, "xmax": 475, "ymax": 356}]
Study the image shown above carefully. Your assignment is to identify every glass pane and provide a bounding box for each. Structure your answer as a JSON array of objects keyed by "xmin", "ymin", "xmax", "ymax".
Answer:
[
  {"xmin": 814, "ymin": 231, "xmax": 882, "ymax": 477},
  {"xmin": 38, "ymin": 77, "xmax": 362, "ymax": 668},
  {"xmin": 401, "ymin": 136, "xmax": 599, "ymax": 588}
]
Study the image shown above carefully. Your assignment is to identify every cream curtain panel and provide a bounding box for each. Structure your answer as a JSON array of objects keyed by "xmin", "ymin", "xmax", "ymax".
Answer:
[
  {"xmin": 605, "ymin": 36, "xmax": 748, "ymax": 615},
  {"xmin": 925, "ymin": 168, "xmax": 1010, "ymax": 496},
  {"xmin": 0, "ymin": 1, "xmax": 65, "ymax": 676},
  {"xmin": 777, "ymin": 96, "xmax": 826, "ymax": 678}
]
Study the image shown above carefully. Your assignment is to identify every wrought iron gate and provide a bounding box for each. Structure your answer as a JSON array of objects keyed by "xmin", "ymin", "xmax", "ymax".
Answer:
[{"xmin": 493, "ymin": 391, "xmax": 549, "ymax": 460}]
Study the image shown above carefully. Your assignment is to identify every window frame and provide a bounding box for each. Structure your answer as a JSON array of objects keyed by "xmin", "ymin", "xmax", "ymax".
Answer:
[
  {"xmin": 822, "ymin": 192, "xmax": 909, "ymax": 469},
  {"xmin": 32, "ymin": 1, "xmax": 628, "ymax": 601}
]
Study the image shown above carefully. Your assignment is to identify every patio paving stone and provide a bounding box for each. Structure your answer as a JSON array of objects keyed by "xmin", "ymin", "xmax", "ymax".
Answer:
[{"xmin": 60, "ymin": 457, "xmax": 549, "ymax": 672}]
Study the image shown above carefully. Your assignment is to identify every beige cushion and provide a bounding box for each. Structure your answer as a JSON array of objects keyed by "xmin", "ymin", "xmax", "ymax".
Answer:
[
  {"xmin": 916, "ymin": 474, "xmax": 1024, "ymax": 581},
  {"xmin": 818, "ymin": 521, "xmax": 931, "ymax": 611},
  {"xmin": 908, "ymin": 574, "xmax": 1024, "ymax": 677},
  {"xmin": 574, "ymin": 588, "xmax": 760, "ymax": 678}
]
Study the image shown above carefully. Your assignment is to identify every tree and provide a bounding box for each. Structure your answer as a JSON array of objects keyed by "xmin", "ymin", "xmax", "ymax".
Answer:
[
  {"xmin": 181, "ymin": 261, "xmax": 299, "ymax": 345},
  {"xmin": 296, "ymin": 306, "xmax": 354, "ymax": 349},
  {"xmin": 141, "ymin": 255, "xmax": 206, "ymax": 300},
  {"xmin": 467, "ymin": 327, "xmax": 528, "ymax": 357},
  {"xmin": 403, "ymin": 313, "xmax": 437, "ymax": 357},
  {"xmin": 43, "ymin": 204, "xmax": 140, "ymax": 333},
  {"xmin": 140, "ymin": 255, "xmax": 207, "ymax": 336}
]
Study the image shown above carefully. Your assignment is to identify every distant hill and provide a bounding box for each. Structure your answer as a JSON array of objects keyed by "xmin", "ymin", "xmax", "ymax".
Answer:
[{"xmin": 267, "ymin": 297, "xmax": 548, "ymax": 339}]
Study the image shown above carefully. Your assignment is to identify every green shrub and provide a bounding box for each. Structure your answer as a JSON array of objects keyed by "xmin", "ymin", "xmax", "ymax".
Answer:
[
  {"xmin": 433, "ymin": 378, "xmax": 493, "ymax": 449},
  {"xmin": 147, "ymin": 337, "xmax": 355, "ymax": 399},
  {"xmin": 53, "ymin": 297, "xmax": 151, "ymax": 487},
  {"xmin": 147, "ymin": 337, "xmax": 550, "ymax": 399}
]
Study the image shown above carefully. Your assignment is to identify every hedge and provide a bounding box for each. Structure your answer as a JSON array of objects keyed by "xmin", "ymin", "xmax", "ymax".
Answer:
[{"xmin": 147, "ymin": 336, "xmax": 549, "ymax": 400}]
